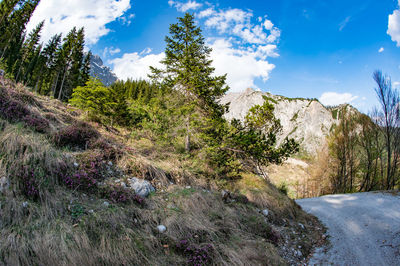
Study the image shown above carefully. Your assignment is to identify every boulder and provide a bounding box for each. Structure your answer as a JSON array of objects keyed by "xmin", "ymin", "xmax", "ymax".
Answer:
[{"xmin": 127, "ymin": 177, "xmax": 155, "ymax": 197}]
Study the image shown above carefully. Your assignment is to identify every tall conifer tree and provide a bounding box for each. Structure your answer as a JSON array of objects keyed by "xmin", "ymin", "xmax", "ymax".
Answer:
[{"xmin": 150, "ymin": 13, "xmax": 229, "ymax": 152}]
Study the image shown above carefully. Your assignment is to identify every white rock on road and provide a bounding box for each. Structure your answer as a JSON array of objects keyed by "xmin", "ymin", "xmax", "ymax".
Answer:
[{"xmin": 297, "ymin": 192, "xmax": 400, "ymax": 266}]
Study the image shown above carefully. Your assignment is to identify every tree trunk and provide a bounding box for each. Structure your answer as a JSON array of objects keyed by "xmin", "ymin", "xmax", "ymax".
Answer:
[
  {"xmin": 185, "ymin": 115, "xmax": 190, "ymax": 153},
  {"xmin": 58, "ymin": 66, "xmax": 68, "ymax": 100}
]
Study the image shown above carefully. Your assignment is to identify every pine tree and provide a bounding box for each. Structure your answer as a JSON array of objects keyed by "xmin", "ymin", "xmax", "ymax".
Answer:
[
  {"xmin": 32, "ymin": 33, "xmax": 62, "ymax": 94},
  {"xmin": 70, "ymin": 77, "xmax": 115, "ymax": 122},
  {"xmin": 0, "ymin": 0, "xmax": 40, "ymax": 61},
  {"xmin": 54, "ymin": 27, "xmax": 77, "ymax": 100},
  {"xmin": 15, "ymin": 20, "xmax": 44, "ymax": 82},
  {"xmin": 150, "ymin": 13, "xmax": 229, "ymax": 152},
  {"xmin": 80, "ymin": 51, "xmax": 92, "ymax": 87}
]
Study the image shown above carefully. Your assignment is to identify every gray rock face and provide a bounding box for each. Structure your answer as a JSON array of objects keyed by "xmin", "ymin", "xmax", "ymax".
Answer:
[
  {"xmin": 221, "ymin": 88, "xmax": 340, "ymax": 154},
  {"xmin": 127, "ymin": 177, "xmax": 155, "ymax": 197},
  {"xmin": 90, "ymin": 55, "xmax": 118, "ymax": 86}
]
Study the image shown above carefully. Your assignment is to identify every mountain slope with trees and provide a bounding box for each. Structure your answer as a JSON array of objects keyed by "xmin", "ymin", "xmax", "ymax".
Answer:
[{"xmin": 0, "ymin": 5, "xmax": 325, "ymax": 265}]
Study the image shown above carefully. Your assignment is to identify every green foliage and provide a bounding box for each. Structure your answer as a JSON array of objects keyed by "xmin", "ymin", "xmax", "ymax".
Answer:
[
  {"xmin": 277, "ymin": 182, "xmax": 289, "ymax": 195},
  {"xmin": 70, "ymin": 203, "xmax": 85, "ymax": 220},
  {"xmin": 70, "ymin": 78, "xmax": 115, "ymax": 121},
  {"xmin": 150, "ymin": 13, "xmax": 228, "ymax": 153}
]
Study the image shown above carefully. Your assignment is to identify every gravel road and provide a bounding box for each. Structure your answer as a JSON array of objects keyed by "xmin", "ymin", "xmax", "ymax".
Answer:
[{"xmin": 297, "ymin": 192, "xmax": 400, "ymax": 266}]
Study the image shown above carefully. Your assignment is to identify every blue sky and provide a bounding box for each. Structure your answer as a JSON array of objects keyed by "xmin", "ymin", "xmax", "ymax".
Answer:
[{"xmin": 28, "ymin": 0, "xmax": 400, "ymax": 112}]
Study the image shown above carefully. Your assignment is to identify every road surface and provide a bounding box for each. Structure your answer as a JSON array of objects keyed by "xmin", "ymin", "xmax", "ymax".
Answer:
[{"xmin": 297, "ymin": 192, "xmax": 400, "ymax": 266}]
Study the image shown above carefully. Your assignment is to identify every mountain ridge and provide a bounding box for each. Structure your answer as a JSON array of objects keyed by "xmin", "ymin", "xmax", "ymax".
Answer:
[
  {"xmin": 89, "ymin": 54, "xmax": 118, "ymax": 86},
  {"xmin": 221, "ymin": 88, "xmax": 348, "ymax": 154}
]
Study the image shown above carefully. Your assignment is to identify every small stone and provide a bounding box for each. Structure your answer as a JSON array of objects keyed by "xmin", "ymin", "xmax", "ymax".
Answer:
[
  {"xmin": 22, "ymin": 201, "xmax": 28, "ymax": 208},
  {"xmin": 73, "ymin": 162, "xmax": 79, "ymax": 168},
  {"xmin": 262, "ymin": 209, "xmax": 269, "ymax": 217},
  {"xmin": 298, "ymin": 223, "xmax": 305, "ymax": 229},
  {"xmin": 108, "ymin": 161, "xmax": 113, "ymax": 166},
  {"xmin": 185, "ymin": 186, "xmax": 191, "ymax": 189},
  {"xmin": 88, "ymin": 209, "xmax": 94, "ymax": 214},
  {"xmin": 103, "ymin": 201, "xmax": 110, "ymax": 207},
  {"xmin": 157, "ymin": 225, "xmax": 167, "ymax": 233},
  {"xmin": 127, "ymin": 177, "xmax": 155, "ymax": 197},
  {"xmin": 0, "ymin": 176, "xmax": 9, "ymax": 193}
]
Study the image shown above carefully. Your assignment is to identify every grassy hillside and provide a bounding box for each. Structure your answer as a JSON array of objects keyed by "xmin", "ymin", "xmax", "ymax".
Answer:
[{"xmin": 0, "ymin": 78, "xmax": 325, "ymax": 265}]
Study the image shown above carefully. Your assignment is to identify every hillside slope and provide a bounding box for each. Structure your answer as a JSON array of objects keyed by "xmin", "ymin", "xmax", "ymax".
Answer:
[
  {"xmin": 0, "ymin": 78, "xmax": 325, "ymax": 265},
  {"xmin": 221, "ymin": 88, "xmax": 339, "ymax": 154}
]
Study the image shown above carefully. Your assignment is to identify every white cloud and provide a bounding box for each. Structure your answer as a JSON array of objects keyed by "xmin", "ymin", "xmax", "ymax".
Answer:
[
  {"xmin": 110, "ymin": 48, "xmax": 165, "ymax": 81},
  {"xmin": 209, "ymin": 39, "xmax": 275, "ymax": 92},
  {"xmin": 169, "ymin": 0, "xmax": 202, "ymax": 12},
  {"xmin": 319, "ymin": 92, "xmax": 359, "ymax": 106},
  {"xmin": 388, "ymin": 8, "xmax": 400, "ymax": 46},
  {"xmin": 198, "ymin": 8, "xmax": 215, "ymax": 18},
  {"xmin": 378, "ymin": 47, "xmax": 384, "ymax": 53},
  {"xmin": 27, "ymin": 0, "xmax": 131, "ymax": 45},
  {"xmin": 103, "ymin": 47, "xmax": 121, "ymax": 58},
  {"xmin": 393, "ymin": 81, "xmax": 400, "ymax": 88},
  {"xmin": 263, "ymin": 19, "xmax": 274, "ymax": 30},
  {"xmin": 339, "ymin": 16, "xmax": 351, "ymax": 31},
  {"xmin": 111, "ymin": 3, "xmax": 280, "ymax": 92},
  {"xmin": 202, "ymin": 8, "xmax": 280, "ymax": 45},
  {"xmin": 118, "ymin": 13, "xmax": 135, "ymax": 26}
]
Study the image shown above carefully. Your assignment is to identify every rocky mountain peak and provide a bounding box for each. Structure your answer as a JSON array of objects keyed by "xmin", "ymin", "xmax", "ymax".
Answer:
[
  {"xmin": 221, "ymin": 89, "xmax": 340, "ymax": 154},
  {"xmin": 89, "ymin": 54, "xmax": 118, "ymax": 86}
]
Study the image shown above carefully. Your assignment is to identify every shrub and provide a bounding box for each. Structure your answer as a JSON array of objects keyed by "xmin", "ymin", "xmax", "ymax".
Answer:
[
  {"xmin": 277, "ymin": 182, "xmax": 289, "ymax": 195},
  {"xmin": 10, "ymin": 89, "xmax": 41, "ymax": 107},
  {"xmin": 62, "ymin": 170, "xmax": 97, "ymax": 191},
  {"xmin": 60, "ymin": 152, "xmax": 105, "ymax": 191},
  {"xmin": 0, "ymin": 98, "xmax": 30, "ymax": 122},
  {"xmin": 175, "ymin": 239, "xmax": 214, "ymax": 265},
  {"xmin": 101, "ymin": 185, "xmax": 144, "ymax": 205},
  {"xmin": 17, "ymin": 166, "xmax": 40, "ymax": 200},
  {"xmin": 23, "ymin": 115, "xmax": 49, "ymax": 133},
  {"xmin": 88, "ymin": 137, "xmax": 123, "ymax": 161},
  {"xmin": 53, "ymin": 121, "xmax": 100, "ymax": 149}
]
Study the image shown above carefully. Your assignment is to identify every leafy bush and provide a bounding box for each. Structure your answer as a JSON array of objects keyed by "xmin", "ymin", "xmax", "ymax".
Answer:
[
  {"xmin": 70, "ymin": 203, "xmax": 85, "ymax": 221},
  {"xmin": 53, "ymin": 121, "xmax": 100, "ymax": 149}
]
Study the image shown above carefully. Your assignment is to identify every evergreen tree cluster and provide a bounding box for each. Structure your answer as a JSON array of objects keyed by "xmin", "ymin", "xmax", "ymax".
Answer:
[
  {"xmin": 0, "ymin": 0, "xmax": 91, "ymax": 101},
  {"xmin": 70, "ymin": 13, "xmax": 299, "ymax": 179}
]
